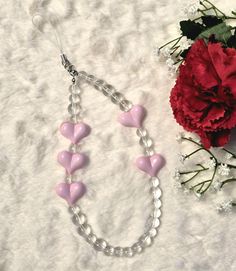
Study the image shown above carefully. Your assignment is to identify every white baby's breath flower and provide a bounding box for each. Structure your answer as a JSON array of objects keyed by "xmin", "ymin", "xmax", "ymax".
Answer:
[
  {"xmin": 212, "ymin": 180, "xmax": 222, "ymax": 192},
  {"xmin": 183, "ymin": 188, "xmax": 190, "ymax": 194},
  {"xmin": 216, "ymin": 200, "xmax": 233, "ymax": 213},
  {"xmin": 153, "ymin": 45, "xmax": 161, "ymax": 56},
  {"xmin": 179, "ymin": 154, "xmax": 188, "ymax": 164},
  {"xmin": 173, "ymin": 169, "xmax": 181, "ymax": 180},
  {"xmin": 176, "ymin": 132, "xmax": 185, "ymax": 143},
  {"xmin": 224, "ymin": 152, "xmax": 233, "ymax": 161},
  {"xmin": 161, "ymin": 47, "xmax": 171, "ymax": 58},
  {"xmin": 166, "ymin": 58, "xmax": 175, "ymax": 68},
  {"xmin": 174, "ymin": 181, "xmax": 182, "ymax": 190},
  {"xmin": 182, "ymin": 1, "xmax": 200, "ymax": 18},
  {"xmin": 206, "ymin": 157, "xmax": 216, "ymax": 169},
  {"xmin": 218, "ymin": 163, "xmax": 230, "ymax": 176},
  {"xmin": 194, "ymin": 191, "xmax": 202, "ymax": 199},
  {"xmin": 179, "ymin": 36, "xmax": 193, "ymax": 50}
]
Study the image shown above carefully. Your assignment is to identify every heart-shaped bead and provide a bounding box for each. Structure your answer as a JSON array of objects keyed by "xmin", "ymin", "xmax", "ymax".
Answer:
[
  {"xmin": 118, "ymin": 105, "xmax": 146, "ymax": 128},
  {"xmin": 136, "ymin": 154, "xmax": 165, "ymax": 177},
  {"xmin": 57, "ymin": 151, "xmax": 88, "ymax": 174},
  {"xmin": 60, "ymin": 122, "xmax": 91, "ymax": 144},
  {"xmin": 55, "ymin": 181, "xmax": 86, "ymax": 206}
]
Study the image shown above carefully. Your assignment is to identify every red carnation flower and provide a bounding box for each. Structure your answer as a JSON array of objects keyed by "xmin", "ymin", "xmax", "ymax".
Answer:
[{"xmin": 170, "ymin": 39, "xmax": 236, "ymax": 148}]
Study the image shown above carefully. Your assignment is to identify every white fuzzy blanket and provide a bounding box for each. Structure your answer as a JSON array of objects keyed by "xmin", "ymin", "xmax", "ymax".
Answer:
[{"xmin": 0, "ymin": 0, "xmax": 235, "ymax": 270}]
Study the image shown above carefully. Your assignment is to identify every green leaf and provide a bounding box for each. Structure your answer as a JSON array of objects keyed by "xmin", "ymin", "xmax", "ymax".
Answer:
[
  {"xmin": 198, "ymin": 22, "xmax": 232, "ymax": 43},
  {"xmin": 201, "ymin": 15, "xmax": 223, "ymax": 27},
  {"xmin": 227, "ymin": 35, "xmax": 236, "ymax": 48},
  {"xmin": 180, "ymin": 20, "xmax": 205, "ymax": 40},
  {"xmin": 180, "ymin": 48, "xmax": 190, "ymax": 58}
]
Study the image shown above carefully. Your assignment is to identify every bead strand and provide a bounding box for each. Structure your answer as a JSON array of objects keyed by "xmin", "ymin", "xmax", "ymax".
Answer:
[
  {"xmin": 77, "ymin": 71, "xmax": 133, "ymax": 112},
  {"xmin": 56, "ymin": 63, "xmax": 163, "ymax": 257}
]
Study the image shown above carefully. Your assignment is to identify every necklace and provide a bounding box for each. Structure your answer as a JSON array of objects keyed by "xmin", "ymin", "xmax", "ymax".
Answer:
[
  {"xmin": 32, "ymin": 14, "xmax": 165, "ymax": 257},
  {"xmin": 55, "ymin": 54, "xmax": 165, "ymax": 257}
]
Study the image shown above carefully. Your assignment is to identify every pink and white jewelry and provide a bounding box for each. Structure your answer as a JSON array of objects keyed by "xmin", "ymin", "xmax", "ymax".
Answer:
[{"xmin": 55, "ymin": 54, "xmax": 165, "ymax": 257}]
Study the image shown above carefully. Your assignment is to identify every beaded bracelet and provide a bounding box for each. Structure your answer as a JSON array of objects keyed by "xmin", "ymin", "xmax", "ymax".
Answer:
[{"xmin": 54, "ymin": 54, "xmax": 165, "ymax": 257}]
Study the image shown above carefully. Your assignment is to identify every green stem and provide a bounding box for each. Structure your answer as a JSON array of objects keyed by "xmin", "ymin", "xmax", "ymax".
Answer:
[
  {"xmin": 223, "ymin": 148, "xmax": 236, "ymax": 159},
  {"xmin": 220, "ymin": 178, "xmax": 236, "ymax": 188},
  {"xmin": 181, "ymin": 171, "xmax": 200, "ymax": 185},
  {"xmin": 190, "ymin": 179, "xmax": 211, "ymax": 190},
  {"xmin": 182, "ymin": 137, "xmax": 218, "ymax": 162},
  {"xmin": 200, "ymin": 164, "xmax": 217, "ymax": 194},
  {"xmin": 203, "ymin": 0, "xmax": 226, "ymax": 17},
  {"xmin": 180, "ymin": 167, "xmax": 209, "ymax": 175},
  {"xmin": 181, "ymin": 136, "xmax": 218, "ymax": 194},
  {"xmin": 159, "ymin": 36, "xmax": 182, "ymax": 50},
  {"xmin": 171, "ymin": 46, "xmax": 180, "ymax": 55},
  {"xmin": 185, "ymin": 147, "xmax": 204, "ymax": 159}
]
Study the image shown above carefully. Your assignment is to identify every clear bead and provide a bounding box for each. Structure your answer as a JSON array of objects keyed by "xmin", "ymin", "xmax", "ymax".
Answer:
[
  {"xmin": 104, "ymin": 246, "xmax": 115, "ymax": 256},
  {"xmin": 152, "ymin": 209, "xmax": 161, "ymax": 218},
  {"xmin": 78, "ymin": 223, "xmax": 92, "ymax": 237},
  {"xmin": 94, "ymin": 80, "xmax": 106, "ymax": 91},
  {"xmin": 70, "ymin": 114, "xmax": 82, "ymax": 123},
  {"xmin": 110, "ymin": 92, "xmax": 124, "ymax": 105},
  {"xmin": 72, "ymin": 213, "xmax": 86, "ymax": 225},
  {"xmin": 151, "ymin": 187, "xmax": 162, "ymax": 199},
  {"xmin": 69, "ymin": 94, "xmax": 81, "ymax": 104},
  {"xmin": 139, "ymin": 136, "xmax": 153, "ymax": 148},
  {"xmin": 151, "ymin": 177, "xmax": 160, "ymax": 188},
  {"xmin": 78, "ymin": 71, "xmax": 87, "ymax": 78},
  {"xmin": 124, "ymin": 247, "xmax": 134, "ymax": 257},
  {"xmin": 148, "ymin": 228, "xmax": 157, "ymax": 238},
  {"xmin": 145, "ymin": 147, "xmax": 155, "ymax": 156},
  {"xmin": 94, "ymin": 238, "xmax": 107, "ymax": 251},
  {"xmin": 87, "ymin": 233, "xmax": 97, "ymax": 245},
  {"xmin": 86, "ymin": 74, "xmax": 96, "ymax": 82},
  {"xmin": 132, "ymin": 242, "xmax": 143, "ymax": 254},
  {"xmin": 69, "ymin": 84, "xmax": 81, "ymax": 94},
  {"xmin": 69, "ymin": 143, "xmax": 79, "ymax": 153},
  {"xmin": 102, "ymin": 84, "xmax": 115, "ymax": 97},
  {"xmin": 136, "ymin": 128, "xmax": 148, "ymax": 137},
  {"xmin": 152, "ymin": 217, "xmax": 160, "ymax": 228},
  {"xmin": 119, "ymin": 100, "xmax": 133, "ymax": 112},
  {"xmin": 68, "ymin": 103, "xmax": 82, "ymax": 115},
  {"xmin": 139, "ymin": 234, "xmax": 152, "ymax": 247},
  {"xmin": 153, "ymin": 199, "xmax": 162, "ymax": 209},
  {"xmin": 114, "ymin": 247, "xmax": 124, "ymax": 257},
  {"xmin": 68, "ymin": 205, "xmax": 80, "ymax": 215}
]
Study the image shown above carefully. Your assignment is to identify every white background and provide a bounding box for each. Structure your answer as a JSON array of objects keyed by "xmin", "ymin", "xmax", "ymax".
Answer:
[{"xmin": 0, "ymin": 0, "xmax": 235, "ymax": 270}]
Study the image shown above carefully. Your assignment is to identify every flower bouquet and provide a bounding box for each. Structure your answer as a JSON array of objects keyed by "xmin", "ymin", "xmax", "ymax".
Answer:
[{"xmin": 158, "ymin": 0, "xmax": 236, "ymax": 212}]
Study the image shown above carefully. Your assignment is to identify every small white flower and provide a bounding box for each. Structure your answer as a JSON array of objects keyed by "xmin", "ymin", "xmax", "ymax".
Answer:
[
  {"xmin": 183, "ymin": 188, "xmax": 190, "ymax": 194},
  {"xmin": 153, "ymin": 46, "xmax": 161, "ymax": 56},
  {"xmin": 161, "ymin": 47, "xmax": 171, "ymax": 58},
  {"xmin": 218, "ymin": 163, "xmax": 230, "ymax": 176},
  {"xmin": 179, "ymin": 37, "xmax": 193, "ymax": 50},
  {"xmin": 174, "ymin": 181, "xmax": 182, "ymax": 190},
  {"xmin": 166, "ymin": 58, "xmax": 175, "ymax": 68},
  {"xmin": 194, "ymin": 192, "xmax": 202, "ymax": 199},
  {"xmin": 206, "ymin": 158, "xmax": 216, "ymax": 169},
  {"xmin": 216, "ymin": 200, "xmax": 233, "ymax": 213},
  {"xmin": 213, "ymin": 180, "xmax": 222, "ymax": 192},
  {"xmin": 179, "ymin": 154, "xmax": 188, "ymax": 164},
  {"xmin": 176, "ymin": 132, "xmax": 185, "ymax": 143},
  {"xmin": 183, "ymin": 1, "xmax": 200, "ymax": 18},
  {"xmin": 173, "ymin": 169, "xmax": 181, "ymax": 180},
  {"xmin": 224, "ymin": 152, "xmax": 233, "ymax": 161}
]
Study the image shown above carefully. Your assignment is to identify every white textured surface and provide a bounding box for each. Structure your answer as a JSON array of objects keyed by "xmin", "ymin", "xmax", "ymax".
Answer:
[{"xmin": 0, "ymin": 0, "xmax": 236, "ymax": 270}]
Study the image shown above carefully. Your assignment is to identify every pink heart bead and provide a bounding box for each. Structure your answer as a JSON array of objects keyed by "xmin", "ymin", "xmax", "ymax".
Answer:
[
  {"xmin": 136, "ymin": 154, "xmax": 165, "ymax": 177},
  {"xmin": 55, "ymin": 181, "xmax": 86, "ymax": 206},
  {"xmin": 118, "ymin": 105, "xmax": 146, "ymax": 128},
  {"xmin": 60, "ymin": 122, "xmax": 91, "ymax": 144},
  {"xmin": 57, "ymin": 151, "xmax": 88, "ymax": 174}
]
